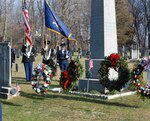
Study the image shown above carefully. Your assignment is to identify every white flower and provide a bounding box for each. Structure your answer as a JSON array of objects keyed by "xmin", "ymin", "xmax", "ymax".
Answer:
[
  {"xmin": 44, "ymin": 83, "xmax": 49, "ymax": 87},
  {"xmin": 48, "ymin": 70, "xmax": 52, "ymax": 73},
  {"xmin": 32, "ymin": 71, "xmax": 35, "ymax": 75},
  {"xmin": 44, "ymin": 71, "xmax": 48, "ymax": 75},
  {"xmin": 37, "ymin": 88, "xmax": 41, "ymax": 93},
  {"xmin": 31, "ymin": 81, "xmax": 34, "ymax": 85},
  {"xmin": 46, "ymin": 78, "xmax": 50, "ymax": 81}
]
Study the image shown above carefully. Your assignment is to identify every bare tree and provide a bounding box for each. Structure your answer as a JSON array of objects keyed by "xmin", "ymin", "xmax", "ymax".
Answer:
[
  {"xmin": 3, "ymin": 0, "xmax": 7, "ymax": 41},
  {"xmin": 129, "ymin": 0, "xmax": 150, "ymax": 48}
]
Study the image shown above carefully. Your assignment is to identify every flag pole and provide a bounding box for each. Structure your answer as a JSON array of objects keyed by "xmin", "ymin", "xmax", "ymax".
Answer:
[
  {"xmin": 87, "ymin": 68, "xmax": 90, "ymax": 92},
  {"xmin": 67, "ymin": 39, "xmax": 70, "ymax": 51},
  {"xmin": 22, "ymin": 0, "xmax": 25, "ymax": 44},
  {"xmin": 87, "ymin": 59, "xmax": 93, "ymax": 92}
]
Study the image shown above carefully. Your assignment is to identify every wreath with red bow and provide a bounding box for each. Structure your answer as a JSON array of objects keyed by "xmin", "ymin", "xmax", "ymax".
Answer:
[
  {"xmin": 60, "ymin": 59, "xmax": 83, "ymax": 91},
  {"xmin": 98, "ymin": 53, "xmax": 130, "ymax": 92}
]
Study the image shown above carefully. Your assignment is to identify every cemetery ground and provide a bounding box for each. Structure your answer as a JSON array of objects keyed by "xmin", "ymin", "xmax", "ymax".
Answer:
[{"xmin": 1, "ymin": 55, "xmax": 150, "ymax": 121}]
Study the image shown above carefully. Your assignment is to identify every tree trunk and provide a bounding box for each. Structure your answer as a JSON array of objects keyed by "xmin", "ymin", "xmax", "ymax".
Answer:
[
  {"xmin": 148, "ymin": 22, "xmax": 150, "ymax": 48},
  {"xmin": 3, "ymin": 0, "xmax": 7, "ymax": 41}
]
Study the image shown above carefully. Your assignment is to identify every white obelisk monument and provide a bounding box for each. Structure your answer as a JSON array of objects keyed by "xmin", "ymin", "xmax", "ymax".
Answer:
[{"xmin": 79, "ymin": 0, "xmax": 118, "ymax": 93}]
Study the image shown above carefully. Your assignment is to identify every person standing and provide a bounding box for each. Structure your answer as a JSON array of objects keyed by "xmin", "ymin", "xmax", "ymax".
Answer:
[
  {"xmin": 57, "ymin": 42, "xmax": 69, "ymax": 71},
  {"xmin": 21, "ymin": 44, "xmax": 35, "ymax": 82},
  {"xmin": 41, "ymin": 40, "xmax": 57, "ymax": 76},
  {"xmin": 41, "ymin": 40, "xmax": 53, "ymax": 66},
  {"xmin": 11, "ymin": 47, "xmax": 16, "ymax": 68}
]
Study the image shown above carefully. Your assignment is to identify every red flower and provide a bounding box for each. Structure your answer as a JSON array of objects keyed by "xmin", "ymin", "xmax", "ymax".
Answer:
[
  {"xmin": 32, "ymin": 77, "xmax": 34, "ymax": 81},
  {"xmin": 50, "ymin": 74, "xmax": 53, "ymax": 78}
]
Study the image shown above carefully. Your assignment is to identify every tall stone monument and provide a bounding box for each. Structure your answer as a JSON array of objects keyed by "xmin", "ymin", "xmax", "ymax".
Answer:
[{"xmin": 79, "ymin": 0, "xmax": 118, "ymax": 93}]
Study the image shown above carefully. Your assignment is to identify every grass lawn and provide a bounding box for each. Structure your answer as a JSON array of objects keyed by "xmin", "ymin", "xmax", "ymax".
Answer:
[{"xmin": 1, "ymin": 54, "xmax": 150, "ymax": 121}]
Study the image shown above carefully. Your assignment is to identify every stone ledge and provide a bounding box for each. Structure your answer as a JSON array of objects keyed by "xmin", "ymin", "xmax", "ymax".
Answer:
[
  {"xmin": 48, "ymin": 87, "xmax": 63, "ymax": 93},
  {"xmin": 70, "ymin": 91, "xmax": 136, "ymax": 100},
  {"xmin": 0, "ymin": 87, "xmax": 20, "ymax": 99},
  {"xmin": 0, "ymin": 92, "xmax": 20, "ymax": 99}
]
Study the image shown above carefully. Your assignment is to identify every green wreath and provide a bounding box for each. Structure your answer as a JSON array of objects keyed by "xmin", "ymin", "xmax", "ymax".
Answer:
[
  {"xmin": 60, "ymin": 59, "xmax": 84, "ymax": 91},
  {"xmin": 98, "ymin": 53, "xmax": 130, "ymax": 92}
]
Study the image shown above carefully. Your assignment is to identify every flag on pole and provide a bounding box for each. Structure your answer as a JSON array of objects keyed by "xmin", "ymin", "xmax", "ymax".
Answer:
[
  {"xmin": 44, "ymin": 0, "xmax": 76, "ymax": 41},
  {"xmin": 22, "ymin": 0, "xmax": 32, "ymax": 46},
  {"xmin": 89, "ymin": 59, "xmax": 94, "ymax": 70}
]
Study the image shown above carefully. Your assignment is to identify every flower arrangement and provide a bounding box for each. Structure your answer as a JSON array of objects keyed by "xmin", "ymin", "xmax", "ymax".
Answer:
[
  {"xmin": 60, "ymin": 59, "xmax": 84, "ymax": 91},
  {"xmin": 31, "ymin": 63, "xmax": 53, "ymax": 94},
  {"xmin": 98, "ymin": 53, "xmax": 130, "ymax": 92},
  {"xmin": 132, "ymin": 57, "xmax": 150, "ymax": 99}
]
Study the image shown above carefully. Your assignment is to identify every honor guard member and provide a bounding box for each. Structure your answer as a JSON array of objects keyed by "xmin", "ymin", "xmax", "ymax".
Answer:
[
  {"xmin": 57, "ymin": 42, "xmax": 69, "ymax": 71},
  {"xmin": 21, "ymin": 44, "xmax": 35, "ymax": 82},
  {"xmin": 41, "ymin": 40, "xmax": 54, "ymax": 66}
]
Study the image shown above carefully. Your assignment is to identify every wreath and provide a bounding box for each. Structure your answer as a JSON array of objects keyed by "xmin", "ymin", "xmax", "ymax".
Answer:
[
  {"xmin": 60, "ymin": 59, "xmax": 84, "ymax": 91},
  {"xmin": 98, "ymin": 53, "xmax": 130, "ymax": 92},
  {"xmin": 46, "ymin": 58, "xmax": 57, "ymax": 76},
  {"xmin": 132, "ymin": 57, "xmax": 150, "ymax": 98},
  {"xmin": 31, "ymin": 63, "xmax": 53, "ymax": 94}
]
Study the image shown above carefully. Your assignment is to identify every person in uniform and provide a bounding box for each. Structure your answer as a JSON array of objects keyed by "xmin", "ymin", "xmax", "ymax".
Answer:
[
  {"xmin": 41, "ymin": 40, "xmax": 57, "ymax": 76},
  {"xmin": 41, "ymin": 40, "xmax": 53, "ymax": 66},
  {"xmin": 21, "ymin": 44, "xmax": 35, "ymax": 82},
  {"xmin": 11, "ymin": 47, "xmax": 16, "ymax": 68},
  {"xmin": 57, "ymin": 42, "xmax": 69, "ymax": 71}
]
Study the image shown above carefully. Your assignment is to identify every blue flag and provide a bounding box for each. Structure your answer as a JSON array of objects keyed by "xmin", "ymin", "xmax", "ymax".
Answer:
[{"xmin": 44, "ymin": 0, "xmax": 76, "ymax": 41}]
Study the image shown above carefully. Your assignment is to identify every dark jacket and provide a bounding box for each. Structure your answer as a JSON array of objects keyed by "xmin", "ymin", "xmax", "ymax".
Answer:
[
  {"xmin": 41, "ymin": 48, "xmax": 52, "ymax": 65},
  {"xmin": 57, "ymin": 50, "xmax": 69, "ymax": 64},
  {"xmin": 11, "ymin": 48, "xmax": 15, "ymax": 63},
  {"xmin": 21, "ymin": 45, "xmax": 35, "ymax": 63}
]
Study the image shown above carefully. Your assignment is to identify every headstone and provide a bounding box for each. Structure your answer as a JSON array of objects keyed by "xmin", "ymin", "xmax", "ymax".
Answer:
[
  {"xmin": 78, "ymin": 0, "xmax": 118, "ymax": 93},
  {"xmin": 130, "ymin": 43, "xmax": 139, "ymax": 60},
  {"xmin": 0, "ymin": 42, "xmax": 11, "ymax": 87},
  {"xmin": 0, "ymin": 42, "xmax": 19, "ymax": 99}
]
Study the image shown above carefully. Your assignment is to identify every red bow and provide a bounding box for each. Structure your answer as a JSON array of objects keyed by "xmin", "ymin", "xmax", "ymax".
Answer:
[
  {"xmin": 63, "ymin": 70, "xmax": 69, "ymax": 89},
  {"xmin": 63, "ymin": 70, "xmax": 68, "ymax": 78},
  {"xmin": 109, "ymin": 53, "xmax": 120, "ymax": 70}
]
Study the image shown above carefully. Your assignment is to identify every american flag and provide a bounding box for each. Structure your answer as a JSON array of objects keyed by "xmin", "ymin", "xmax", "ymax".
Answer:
[
  {"xmin": 22, "ymin": 0, "xmax": 32, "ymax": 46},
  {"xmin": 89, "ymin": 59, "xmax": 94, "ymax": 70}
]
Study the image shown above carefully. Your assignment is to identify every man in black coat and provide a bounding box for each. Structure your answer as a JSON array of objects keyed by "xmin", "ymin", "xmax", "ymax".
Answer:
[
  {"xmin": 11, "ymin": 48, "xmax": 15, "ymax": 68},
  {"xmin": 21, "ymin": 44, "xmax": 35, "ymax": 82}
]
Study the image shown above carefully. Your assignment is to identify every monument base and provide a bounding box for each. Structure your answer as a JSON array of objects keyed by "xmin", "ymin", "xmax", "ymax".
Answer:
[
  {"xmin": 78, "ymin": 78, "xmax": 109, "ymax": 94},
  {"xmin": 48, "ymin": 87, "xmax": 63, "ymax": 93},
  {"xmin": 0, "ymin": 87, "xmax": 19, "ymax": 99}
]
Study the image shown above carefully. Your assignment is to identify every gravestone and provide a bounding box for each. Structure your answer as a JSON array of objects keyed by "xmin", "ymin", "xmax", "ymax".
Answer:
[
  {"xmin": 0, "ymin": 42, "xmax": 18, "ymax": 99},
  {"xmin": 78, "ymin": 0, "xmax": 118, "ymax": 93},
  {"xmin": 130, "ymin": 43, "xmax": 139, "ymax": 60}
]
